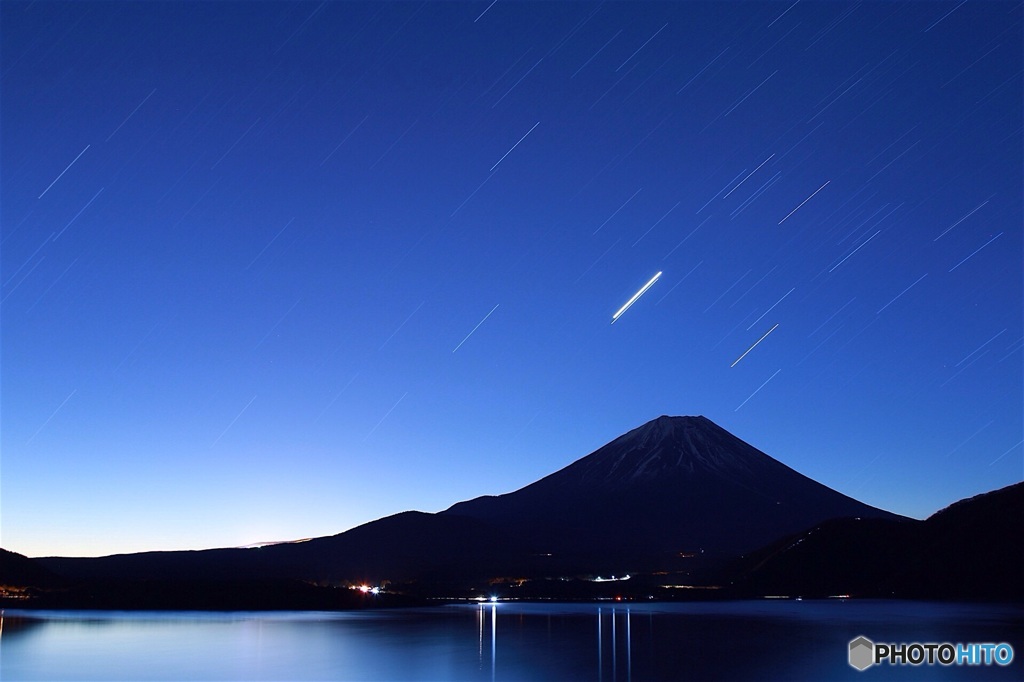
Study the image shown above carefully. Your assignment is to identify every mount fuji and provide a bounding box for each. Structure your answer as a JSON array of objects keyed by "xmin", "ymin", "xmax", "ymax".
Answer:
[
  {"xmin": 443, "ymin": 415, "xmax": 902, "ymax": 567},
  {"xmin": 30, "ymin": 415, "xmax": 904, "ymax": 595}
]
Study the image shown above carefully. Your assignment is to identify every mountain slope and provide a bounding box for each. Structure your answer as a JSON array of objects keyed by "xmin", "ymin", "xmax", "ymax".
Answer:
[
  {"xmin": 34, "ymin": 415, "xmax": 904, "ymax": 594},
  {"xmin": 733, "ymin": 481, "xmax": 1024, "ymax": 600},
  {"xmin": 0, "ymin": 548, "xmax": 65, "ymax": 588},
  {"xmin": 38, "ymin": 511, "xmax": 518, "ymax": 584},
  {"xmin": 443, "ymin": 415, "xmax": 902, "ymax": 564}
]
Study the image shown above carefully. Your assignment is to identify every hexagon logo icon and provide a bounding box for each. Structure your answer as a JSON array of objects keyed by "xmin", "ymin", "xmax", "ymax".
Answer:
[{"xmin": 849, "ymin": 636, "xmax": 874, "ymax": 671}]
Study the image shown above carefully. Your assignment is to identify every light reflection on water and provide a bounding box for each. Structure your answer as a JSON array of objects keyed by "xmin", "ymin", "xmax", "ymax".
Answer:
[{"xmin": 1, "ymin": 601, "xmax": 1021, "ymax": 681}]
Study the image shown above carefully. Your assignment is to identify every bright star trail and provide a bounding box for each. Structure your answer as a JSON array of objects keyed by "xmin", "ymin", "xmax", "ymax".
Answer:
[
  {"xmin": 52, "ymin": 188, "xmax": 104, "ymax": 240},
  {"xmin": 490, "ymin": 121, "xmax": 540, "ymax": 172},
  {"xmin": 876, "ymin": 274, "xmax": 928, "ymax": 315},
  {"xmin": 2, "ymin": 1, "xmax": 1019, "ymax": 558},
  {"xmin": 747, "ymin": 288, "xmax": 795, "ymax": 331},
  {"xmin": 735, "ymin": 368, "xmax": 782, "ymax": 411},
  {"xmin": 594, "ymin": 188, "xmax": 643, "ymax": 235},
  {"xmin": 453, "ymin": 304, "xmax": 500, "ymax": 352},
  {"xmin": 37, "ymin": 145, "xmax": 89, "ymax": 199},
  {"xmin": 778, "ymin": 180, "xmax": 830, "ymax": 224},
  {"xmin": 633, "ymin": 201, "xmax": 680, "ymax": 247},
  {"xmin": 731, "ymin": 324, "xmax": 780, "ymax": 367},
  {"xmin": 26, "ymin": 390, "xmax": 77, "ymax": 445},
  {"xmin": 948, "ymin": 232, "xmax": 1004, "ymax": 273},
  {"xmin": 829, "ymin": 230, "xmax": 881, "ymax": 272},
  {"xmin": 212, "ymin": 394, "xmax": 258, "ymax": 447},
  {"xmin": 723, "ymin": 154, "xmax": 774, "ymax": 199},
  {"xmin": 363, "ymin": 391, "xmax": 409, "ymax": 442},
  {"xmin": 933, "ymin": 198, "xmax": 991, "ymax": 241},
  {"xmin": 612, "ymin": 271, "xmax": 662, "ymax": 323},
  {"xmin": 106, "ymin": 88, "xmax": 157, "ymax": 142}
]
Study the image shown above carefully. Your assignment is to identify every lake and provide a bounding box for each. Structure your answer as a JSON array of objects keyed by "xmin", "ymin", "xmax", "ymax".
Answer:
[{"xmin": 2, "ymin": 600, "xmax": 1021, "ymax": 680}]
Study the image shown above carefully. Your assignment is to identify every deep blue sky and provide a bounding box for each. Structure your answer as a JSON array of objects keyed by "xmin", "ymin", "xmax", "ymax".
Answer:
[{"xmin": 2, "ymin": 1, "xmax": 1021, "ymax": 558}]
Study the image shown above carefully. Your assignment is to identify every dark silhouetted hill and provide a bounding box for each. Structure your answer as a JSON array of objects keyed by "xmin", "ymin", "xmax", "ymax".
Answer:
[
  {"xmin": 0, "ymin": 548, "xmax": 65, "ymax": 588},
  {"xmin": 444, "ymin": 415, "xmax": 902, "ymax": 568},
  {"xmin": 12, "ymin": 416, "xmax": 1017, "ymax": 607},
  {"xmin": 37, "ymin": 416, "xmax": 900, "ymax": 588},
  {"xmin": 38, "ymin": 511, "xmax": 519, "ymax": 584},
  {"xmin": 733, "ymin": 481, "xmax": 1023, "ymax": 600}
]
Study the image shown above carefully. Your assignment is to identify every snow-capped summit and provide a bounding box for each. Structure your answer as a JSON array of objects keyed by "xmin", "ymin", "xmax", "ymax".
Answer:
[
  {"xmin": 35, "ymin": 415, "xmax": 907, "ymax": 590},
  {"xmin": 566, "ymin": 414, "xmax": 778, "ymax": 485},
  {"xmin": 444, "ymin": 415, "xmax": 901, "ymax": 558}
]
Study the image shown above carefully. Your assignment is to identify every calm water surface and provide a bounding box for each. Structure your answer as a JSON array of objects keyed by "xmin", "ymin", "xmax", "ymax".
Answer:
[{"xmin": 2, "ymin": 600, "xmax": 1021, "ymax": 680}]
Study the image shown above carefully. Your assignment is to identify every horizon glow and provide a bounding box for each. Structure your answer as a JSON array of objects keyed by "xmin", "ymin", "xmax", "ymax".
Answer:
[{"xmin": 1, "ymin": 1, "xmax": 1020, "ymax": 558}]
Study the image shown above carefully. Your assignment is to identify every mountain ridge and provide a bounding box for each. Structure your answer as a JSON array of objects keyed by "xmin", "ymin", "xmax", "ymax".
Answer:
[
  {"xmin": 8, "ymin": 414, "xmax": 1014, "ymax": 607},
  {"xmin": 732, "ymin": 480, "xmax": 1024, "ymax": 600},
  {"xmin": 443, "ymin": 414, "xmax": 902, "ymax": 558},
  {"xmin": 35, "ymin": 415, "xmax": 901, "ymax": 577}
]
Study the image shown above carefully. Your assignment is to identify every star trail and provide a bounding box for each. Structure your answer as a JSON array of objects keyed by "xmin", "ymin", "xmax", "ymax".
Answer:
[{"xmin": 2, "ymin": 1, "xmax": 1020, "ymax": 557}]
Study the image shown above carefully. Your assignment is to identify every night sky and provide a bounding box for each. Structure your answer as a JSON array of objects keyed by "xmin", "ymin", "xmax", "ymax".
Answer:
[{"xmin": 2, "ymin": 1, "xmax": 1021, "ymax": 558}]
